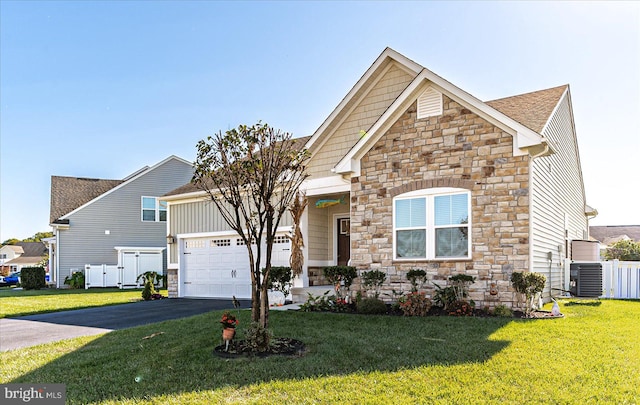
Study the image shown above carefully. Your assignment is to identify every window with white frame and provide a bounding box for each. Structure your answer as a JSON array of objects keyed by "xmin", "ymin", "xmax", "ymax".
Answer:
[
  {"xmin": 394, "ymin": 188, "xmax": 470, "ymax": 260},
  {"xmin": 141, "ymin": 197, "xmax": 167, "ymax": 222}
]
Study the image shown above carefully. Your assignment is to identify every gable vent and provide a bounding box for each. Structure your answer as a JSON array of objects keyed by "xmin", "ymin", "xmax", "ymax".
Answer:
[{"xmin": 417, "ymin": 87, "xmax": 443, "ymax": 119}]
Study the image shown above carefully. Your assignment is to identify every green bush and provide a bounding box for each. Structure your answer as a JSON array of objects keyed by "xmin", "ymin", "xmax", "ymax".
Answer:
[
  {"xmin": 604, "ymin": 240, "xmax": 640, "ymax": 261},
  {"xmin": 361, "ymin": 270, "xmax": 386, "ymax": 298},
  {"xmin": 493, "ymin": 304, "xmax": 513, "ymax": 318},
  {"xmin": 137, "ymin": 271, "xmax": 162, "ymax": 301},
  {"xmin": 432, "ymin": 283, "xmax": 457, "ymax": 309},
  {"xmin": 299, "ymin": 291, "xmax": 334, "ymax": 312},
  {"xmin": 323, "ymin": 266, "xmax": 357, "ymax": 288},
  {"xmin": 265, "ymin": 266, "xmax": 293, "ymax": 297},
  {"xmin": 511, "ymin": 271, "xmax": 546, "ymax": 316},
  {"xmin": 406, "ymin": 269, "xmax": 427, "ymax": 292},
  {"xmin": 21, "ymin": 267, "xmax": 46, "ymax": 290},
  {"xmin": 356, "ymin": 297, "xmax": 387, "ymax": 314},
  {"xmin": 64, "ymin": 271, "xmax": 85, "ymax": 289},
  {"xmin": 244, "ymin": 322, "xmax": 273, "ymax": 353},
  {"xmin": 323, "ymin": 266, "xmax": 357, "ymax": 300}
]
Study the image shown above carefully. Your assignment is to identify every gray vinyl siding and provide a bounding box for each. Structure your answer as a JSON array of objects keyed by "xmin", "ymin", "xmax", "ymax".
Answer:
[
  {"xmin": 531, "ymin": 92, "xmax": 588, "ymax": 297},
  {"xmin": 168, "ymin": 199, "xmax": 293, "ymax": 265},
  {"xmin": 57, "ymin": 158, "xmax": 193, "ymax": 283}
]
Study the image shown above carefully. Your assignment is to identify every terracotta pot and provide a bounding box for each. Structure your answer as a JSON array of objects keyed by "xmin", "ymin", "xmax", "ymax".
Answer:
[{"xmin": 222, "ymin": 327, "xmax": 236, "ymax": 341}]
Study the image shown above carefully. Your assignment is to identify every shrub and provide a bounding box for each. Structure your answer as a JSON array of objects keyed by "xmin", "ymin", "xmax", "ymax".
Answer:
[
  {"xmin": 399, "ymin": 291, "xmax": 432, "ymax": 316},
  {"xmin": 432, "ymin": 283, "xmax": 457, "ymax": 309},
  {"xmin": 361, "ymin": 270, "xmax": 386, "ymax": 298},
  {"xmin": 604, "ymin": 240, "xmax": 640, "ymax": 261},
  {"xmin": 449, "ymin": 274, "xmax": 475, "ymax": 301},
  {"xmin": 511, "ymin": 271, "xmax": 546, "ymax": 316},
  {"xmin": 356, "ymin": 297, "xmax": 387, "ymax": 314},
  {"xmin": 299, "ymin": 291, "xmax": 334, "ymax": 312},
  {"xmin": 433, "ymin": 274, "xmax": 475, "ymax": 309},
  {"xmin": 64, "ymin": 271, "xmax": 85, "ymax": 289},
  {"xmin": 21, "ymin": 267, "xmax": 46, "ymax": 290},
  {"xmin": 448, "ymin": 300, "xmax": 474, "ymax": 316},
  {"xmin": 493, "ymin": 304, "xmax": 513, "ymax": 318},
  {"xmin": 244, "ymin": 322, "xmax": 272, "ymax": 353},
  {"xmin": 406, "ymin": 269, "xmax": 427, "ymax": 292},
  {"xmin": 265, "ymin": 266, "xmax": 293, "ymax": 297},
  {"xmin": 323, "ymin": 266, "xmax": 357, "ymax": 299},
  {"xmin": 137, "ymin": 271, "xmax": 162, "ymax": 301}
]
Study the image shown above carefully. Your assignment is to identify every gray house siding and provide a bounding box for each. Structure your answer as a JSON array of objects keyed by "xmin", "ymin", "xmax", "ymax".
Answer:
[
  {"xmin": 531, "ymin": 91, "xmax": 588, "ymax": 297},
  {"xmin": 57, "ymin": 158, "xmax": 193, "ymax": 284}
]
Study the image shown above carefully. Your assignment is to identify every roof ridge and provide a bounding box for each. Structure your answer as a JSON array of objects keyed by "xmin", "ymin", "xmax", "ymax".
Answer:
[{"xmin": 485, "ymin": 84, "xmax": 568, "ymax": 104}]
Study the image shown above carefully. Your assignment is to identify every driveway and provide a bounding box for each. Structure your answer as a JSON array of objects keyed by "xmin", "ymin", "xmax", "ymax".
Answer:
[{"xmin": 0, "ymin": 298, "xmax": 250, "ymax": 352}]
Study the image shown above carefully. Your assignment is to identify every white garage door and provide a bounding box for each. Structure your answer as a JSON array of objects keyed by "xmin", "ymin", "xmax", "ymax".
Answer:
[{"xmin": 181, "ymin": 234, "xmax": 291, "ymax": 299}]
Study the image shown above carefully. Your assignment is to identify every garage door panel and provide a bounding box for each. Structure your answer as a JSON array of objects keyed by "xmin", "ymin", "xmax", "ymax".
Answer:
[{"xmin": 182, "ymin": 234, "xmax": 290, "ymax": 299}]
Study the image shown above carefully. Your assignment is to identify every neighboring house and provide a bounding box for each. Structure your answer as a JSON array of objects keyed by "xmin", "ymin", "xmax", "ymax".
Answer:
[
  {"xmin": 590, "ymin": 226, "xmax": 640, "ymax": 246},
  {"xmin": 49, "ymin": 156, "xmax": 193, "ymax": 288},
  {"xmin": 589, "ymin": 225, "xmax": 640, "ymax": 257},
  {"xmin": 0, "ymin": 242, "xmax": 47, "ymax": 275},
  {"xmin": 163, "ymin": 48, "xmax": 595, "ymax": 308}
]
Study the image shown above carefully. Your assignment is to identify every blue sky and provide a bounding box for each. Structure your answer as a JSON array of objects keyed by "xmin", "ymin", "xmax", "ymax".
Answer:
[{"xmin": 1, "ymin": 1, "xmax": 638, "ymax": 241}]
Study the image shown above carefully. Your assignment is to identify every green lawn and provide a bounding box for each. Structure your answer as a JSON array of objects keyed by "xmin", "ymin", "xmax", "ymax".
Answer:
[
  {"xmin": 1, "ymin": 299, "xmax": 638, "ymax": 404},
  {"xmin": 0, "ymin": 288, "xmax": 149, "ymax": 318}
]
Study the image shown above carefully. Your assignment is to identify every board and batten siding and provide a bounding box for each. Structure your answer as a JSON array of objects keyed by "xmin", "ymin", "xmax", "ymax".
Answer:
[
  {"xmin": 57, "ymin": 158, "xmax": 193, "ymax": 283},
  {"xmin": 531, "ymin": 91, "xmax": 588, "ymax": 297},
  {"xmin": 168, "ymin": 198, "xmax": 293, "ymax": 266},
  {"xmin": 307, "ymin": 63, "xmax": 414, "ymax": 179},
  {"xmin": 305, "ymin": 197, "xmax": 349, "ymax": 263}
]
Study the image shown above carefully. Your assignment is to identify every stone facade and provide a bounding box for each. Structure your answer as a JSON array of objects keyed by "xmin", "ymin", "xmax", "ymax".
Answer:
[
  {"xmin": 167, "ymin": 268, "xmax": 178, "ymax": 298},
  {"xmin": 350, "ymin": 96, "xmax": 530, "ymax": 308}
]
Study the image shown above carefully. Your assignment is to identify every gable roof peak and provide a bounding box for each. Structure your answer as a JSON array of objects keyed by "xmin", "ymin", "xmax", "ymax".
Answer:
[{"xmin": 486, "ymin": 85, "xmax": 569, "ymax": 133}]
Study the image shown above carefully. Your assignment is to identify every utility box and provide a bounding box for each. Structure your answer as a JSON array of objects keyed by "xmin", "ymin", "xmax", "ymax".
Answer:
[
  {"xmin": 569, "ymin": 262, "xmax": 602, "ymax": 297},
  {"xmin": 571, "ymin": 240, "xmax": 600, "ymax": 261}
]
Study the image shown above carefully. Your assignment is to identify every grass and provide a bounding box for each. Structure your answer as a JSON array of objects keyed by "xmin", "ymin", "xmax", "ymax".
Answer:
[
  {"xmin": 1, "ymin": 299, "xmax": 639, "ymax": 404},
  {"xmin": 0, "ymin": 288, "xmax": 149, "ymax": 318}
]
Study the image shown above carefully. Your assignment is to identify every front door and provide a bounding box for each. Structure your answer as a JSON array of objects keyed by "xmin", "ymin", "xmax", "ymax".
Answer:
[{"xmin": 337, "ymin": 218, "xmax": 350, "ymax": 266}]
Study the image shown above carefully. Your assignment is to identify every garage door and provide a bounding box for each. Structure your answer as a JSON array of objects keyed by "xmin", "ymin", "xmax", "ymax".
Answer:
[{"xmin": 181, "ymin": 234, "xmax": 291, "ymax": 299}]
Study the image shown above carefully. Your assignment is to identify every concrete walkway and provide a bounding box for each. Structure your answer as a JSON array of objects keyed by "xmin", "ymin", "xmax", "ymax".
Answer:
[{"xmin": 0, "ymin": 298, "xmax": 249, "ymax": 352}]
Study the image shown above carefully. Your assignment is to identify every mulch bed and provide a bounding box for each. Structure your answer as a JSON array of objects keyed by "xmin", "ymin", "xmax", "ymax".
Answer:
[{"xmin": 213, "ymin": 338, "xmax": 305, "ymax": 358}]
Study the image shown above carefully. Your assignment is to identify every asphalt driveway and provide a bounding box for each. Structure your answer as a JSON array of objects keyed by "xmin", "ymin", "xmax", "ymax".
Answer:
[{"xmin": 0, "ymin": 298, "xmax": 250, "ymax": 352}]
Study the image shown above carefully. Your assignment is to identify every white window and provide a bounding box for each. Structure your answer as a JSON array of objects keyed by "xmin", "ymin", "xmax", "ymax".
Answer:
[
  {"xmin": 394, "ymin": 188, "xmax": 471, "ymax": 260},
  {"xmin": 141, "ymin": 197, "xmax": 167, "ymax": 222}
]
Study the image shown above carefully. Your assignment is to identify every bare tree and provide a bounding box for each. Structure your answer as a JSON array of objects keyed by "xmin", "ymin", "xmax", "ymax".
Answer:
[{"xmin": 192, "ymin": 122, "xmax": 309, "ymax": 329}]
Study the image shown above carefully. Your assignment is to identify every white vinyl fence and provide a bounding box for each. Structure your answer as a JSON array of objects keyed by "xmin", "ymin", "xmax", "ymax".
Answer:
[
  {"xmin": 601, "ymin": 260, "xmax": 640, "ymax": 299},
  {"xmin": 84, "ymin": 264, "xmax": 138, "ymax": 289}
]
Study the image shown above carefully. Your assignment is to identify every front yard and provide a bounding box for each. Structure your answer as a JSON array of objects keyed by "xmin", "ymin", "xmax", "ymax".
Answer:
[
  {"xmin": 1, "ymin": 299, "xmax": 638, "ymax": 404},
  {"xmin": 0, "ymin": 288, "xmax": 148, "ymax": 318}
]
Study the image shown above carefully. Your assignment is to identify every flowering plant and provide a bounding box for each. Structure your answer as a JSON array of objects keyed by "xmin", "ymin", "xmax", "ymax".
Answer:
[
  {"xmin": 220, "ymin": 311, "xmax": 239, "ymax": 329},
  {"xmin": 399, "ymin": 291, "xmax": 432, "ymax": 316}
]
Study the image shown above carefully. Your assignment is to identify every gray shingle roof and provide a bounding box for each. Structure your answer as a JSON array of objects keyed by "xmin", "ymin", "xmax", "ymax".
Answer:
[
  {"xmin": 164, "ymin": 135, "xmax": 312, "ymax": 197},
  {"xmin": 50, "ymin": 176, "xmax": 123, "ymax": 223},
  {"xmin": 590, "ymin": 226, "xmax": 640, "ymax": 244},
  {"xmin": 15, "ymin": 241, "xmax": 47, "ymax": 257}
]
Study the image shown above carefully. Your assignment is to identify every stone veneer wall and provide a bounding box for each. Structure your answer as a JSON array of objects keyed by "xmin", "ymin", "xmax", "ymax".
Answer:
[
  {"xmin": 167, "ymin": 268, "xmax": 178, "ymax": 298},
  {"xmin": 350, "ymin": 96, "xmax": 530, "ymax": 309}
]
